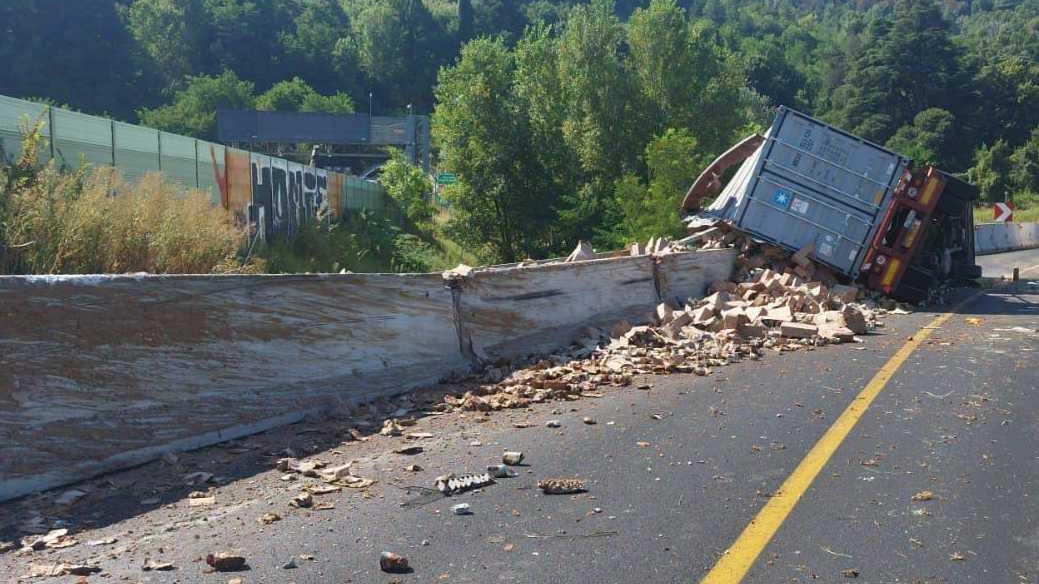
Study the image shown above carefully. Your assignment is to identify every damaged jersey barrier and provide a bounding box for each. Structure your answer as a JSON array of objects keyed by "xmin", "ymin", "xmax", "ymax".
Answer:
[
  {"xmin": 974, "ymin": 222, "xmax": 1039, "ymax": 255},
  {"xmin": 0, "ymin": 248, "xmax": 735, "ymax": 502}
]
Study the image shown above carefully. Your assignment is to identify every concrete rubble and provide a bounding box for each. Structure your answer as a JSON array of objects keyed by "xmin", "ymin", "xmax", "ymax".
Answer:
[{"xmin": 438, "ymin": 229, "xmax": 911, "ymax": 413}]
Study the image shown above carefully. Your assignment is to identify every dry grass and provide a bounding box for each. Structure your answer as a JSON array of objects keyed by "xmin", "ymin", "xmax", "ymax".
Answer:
[{"xmin": 3, "ymin": 163, "xmax": 248, "ymax": 274}]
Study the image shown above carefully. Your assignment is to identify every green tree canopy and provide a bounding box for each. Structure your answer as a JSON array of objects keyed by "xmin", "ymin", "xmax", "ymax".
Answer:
[{"xmin": 138, "ymin": 71, "xmax": 255, "ymax": 140}]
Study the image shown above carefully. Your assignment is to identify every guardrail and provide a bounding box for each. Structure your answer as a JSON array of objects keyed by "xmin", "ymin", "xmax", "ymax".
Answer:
[
  {"xmin": 0, "ymin": 248, "xmax": 736, "ymax": 502},
  {"xmin": 975, "ymin": 222, "xmax": 1039, "ymax": 255}
]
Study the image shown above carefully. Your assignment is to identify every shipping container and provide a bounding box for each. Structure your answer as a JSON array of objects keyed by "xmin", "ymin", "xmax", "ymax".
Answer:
[{"xmin": 699, "ymin": 107, "xmax": 910, "ymax": 277}]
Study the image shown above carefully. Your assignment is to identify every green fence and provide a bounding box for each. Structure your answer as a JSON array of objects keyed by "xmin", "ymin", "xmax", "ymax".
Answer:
[{"xmin": 0, "ymin": 94, "xmax": 394, "ymax": 222}]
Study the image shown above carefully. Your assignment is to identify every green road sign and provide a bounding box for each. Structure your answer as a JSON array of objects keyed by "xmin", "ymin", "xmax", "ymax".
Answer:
[{"xmin": 436, "ymin": 172, "xmax": 457, "ymax": 185}]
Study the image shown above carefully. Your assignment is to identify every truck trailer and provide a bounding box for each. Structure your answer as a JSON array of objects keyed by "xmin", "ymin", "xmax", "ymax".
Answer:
[{"xmin": 683, "ymin": 106, "xmax": 980, "ymax": 302}]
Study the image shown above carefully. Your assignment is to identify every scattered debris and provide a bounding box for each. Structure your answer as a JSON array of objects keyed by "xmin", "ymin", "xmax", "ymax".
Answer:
[
  {"xmin": 281, "ymin": 558, "xmax": 297, "ymax": 569},
  {"xmin": 949, "ymin": 551, "xmax": 966, "ymax": 561},
  {"xmin": 435, "ymin": 472, "xmax": 494, "ymax": 495},
  {"xmin": 435, "ymin": 250, "xmax": 886, "ymax": 414},
  {"xmin": 380, "ymin": 551, "xmax": 410, "ymax": 573},
  {"xmin": 911, "ymin": 490, "xmax": 935, "ymax": 502},
  {"xmin": 21, "ymin": 528, "xmax": 77, "ymax": 551},
  {"xmin": 206, "ymin": 552, "xmax": 246, "ymax": 572},
  {"xmin": 545, "ymin": 420, "xmax": 562, "ymax": 428},
  {"xmin": 487, "ymin": 464, "xmax": 518, "ymax": 478},
  {"xmin": 258, "ymin": 513, "xmax": 282, "ymax": 525},
  {"xmin": 142, "ymin": 559, "xmax": 176, "ymax": 571},
  {"xmin": 451, "ymin": 503, "xmax": 473, "ymax": 515},
  {"xmin": 290, "ymin": 492, "xmax": 314, "ymax": 508},
  {"xmin": 538, "ymin": 478, "xmax": 587, "ymax": 494},
  {"xmin": 565, "ymin": 241, "xmax": 595, "ymax": 263},
  {"xmin": 582, "ymin": 417, "xmax": 597, "ymax": 425},
  {"xmin": 502, "ymin": 451, "xmax": 525, "ymax": 466},
  {"xmin": 405, "ymin": 464, "xmax": 423, "ymax": 472},
  {"xmin": 394, "ymin": 446, "xmax": 424, "ymax": 455},
  {"xmin": 380, "ymin": 419, "xmax": 404, "ymax": 437},
  {"xmin": 840, "ymin": 568, "xmax": 860, "ymax": 578},
  {"xmin": 28, "ymin": 563, "xmax": 100, "ymax": 577}
]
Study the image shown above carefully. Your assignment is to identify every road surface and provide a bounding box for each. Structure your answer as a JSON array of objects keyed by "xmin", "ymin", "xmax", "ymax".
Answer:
[
  {"xmin": 977, "ymin": 247, "xmax": 1039, "ymax": 280},
  {"xmin": 2, "ymin": 257, "xmax": 1037, "ymax": 583}
]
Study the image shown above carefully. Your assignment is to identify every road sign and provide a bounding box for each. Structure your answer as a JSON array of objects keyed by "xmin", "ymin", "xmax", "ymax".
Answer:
[
  {"xmin": 436, "ymin": 172, "xmax": 457, "ymax": 185},
  {"xmin": 994, "ymin": 201, "xmax": 1014, "ymax": 222}
]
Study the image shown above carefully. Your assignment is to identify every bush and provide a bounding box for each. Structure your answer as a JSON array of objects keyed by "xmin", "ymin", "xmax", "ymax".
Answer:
[{"xmin": 1, "ymin": 128, "xmax": 247, "ymax": 274}]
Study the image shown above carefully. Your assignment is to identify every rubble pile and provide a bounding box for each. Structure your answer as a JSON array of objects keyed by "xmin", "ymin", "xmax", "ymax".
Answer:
[{"xmin": 441, "ymin": 234, "xmax": 903, "ymax": 413}]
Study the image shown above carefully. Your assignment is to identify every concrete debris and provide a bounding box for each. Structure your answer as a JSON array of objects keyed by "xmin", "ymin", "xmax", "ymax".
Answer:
[
  {"xmin": 282, "ymin": 558, "xmax": 297, "ymax": 569},
  {"xmin": 22, "ymin": 528, "xmax": 77, "ymax": 551},
  {"xmin": 435, "ymin": 472, "xmax": 494, "ymax": 495},
  {"xmin": 582, "ymin": 417, "xmax": 597, "ymax": 425},
  {"xmin": 911, "ymin": 490, "xmax": 935, "ymax": 502},
  {"xmin": 502, "ymin": 451, "xmax": 525, "ymax": 466},
  {"xmin": 0, "ymin": 541, "xmax": 15, "ymax": 553},
  {"xmin": 565, "ymin": 240, "xmax": 596, "ymax": 262},
  {"xmin": 206, "ymin": 552, "xmax": 246, "ymax": 572},
  {"xmin": 319, "ymin": 463, "xmax": 354, "ymax": 482},
  {"xmin": 432, "ymin": 230, "xmax": 898, "ymax": 415},
  {"xmin": 380, "ymin": 419, "xmax": 404, "ymax": 437},
  {"xmin": 405, "ymin": 464, "xmax": 423, "ymax": 472},
  {"xmin": 545, "ymin": 420, "xmax": 562, "ymax": 428},
  {"xmin": 28, "ymin": 563, "xmax": 100, "ymax": 577},
  {"xmin": 142, "ymin": 559, "xmax": 176, "ymax": 571},
  {"xmin": 487, "ymin": 464, "xmax": 518, "ymax": 478},
  {"xmin": 451, "ymin": 503, "xmax": 473, "ymax": 515},
  {"xmin": 442, "ymin": 263, "xmax": 473, "ymax": 280},
  {"xmin": 380, "ymin": 551, "xmax": 410, "ymax": 573},
  {"xmin": 538, "ymin": 478, "xmax": 587, "ymax": 494},
  {"xmin": 258, "ymin": 512, "xmax": 281, "ymax": 525},
  {"xmin": 289, "ymin": 492, "xmax": 313, "ymax": 508}
]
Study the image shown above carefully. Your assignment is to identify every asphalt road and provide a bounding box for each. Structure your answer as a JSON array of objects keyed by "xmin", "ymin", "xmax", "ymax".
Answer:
[
  {"xmin": 2, "ymin": 261, "xmax": 1037, "ymax": 583},
  {"xmin": 977, "ymin": 247, "xmax": 1039, "ymax": 280}
]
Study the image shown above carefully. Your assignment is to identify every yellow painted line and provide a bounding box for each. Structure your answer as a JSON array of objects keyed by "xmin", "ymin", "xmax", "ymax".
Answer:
[{"xmin": 700, "ymin": 293, "xmax": 980, "ymax": 584}]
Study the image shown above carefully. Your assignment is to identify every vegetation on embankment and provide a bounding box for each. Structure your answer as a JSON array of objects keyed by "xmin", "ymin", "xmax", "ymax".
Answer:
[{"xmin": 0, "ymin": 127, "xmax": 472, "ymax": 275}]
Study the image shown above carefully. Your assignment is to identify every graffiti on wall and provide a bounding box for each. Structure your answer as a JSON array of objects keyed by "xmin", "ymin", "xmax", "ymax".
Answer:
[{"xmin": 249, "ymin": 155, "xmax": 328, "ymax": 239}]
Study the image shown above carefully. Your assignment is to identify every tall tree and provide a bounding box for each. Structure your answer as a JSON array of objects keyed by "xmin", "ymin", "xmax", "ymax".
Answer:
[
  {"xmin": 432, "ymin": 38, "xmax": 549, "ymax": 262},
  {"xmin": 830, "ymin": 1, "xmax": 965, "ymax": 144},
  {"xmin": 138, "ymin": 71, "xmax": 255, "ymax": 139}
]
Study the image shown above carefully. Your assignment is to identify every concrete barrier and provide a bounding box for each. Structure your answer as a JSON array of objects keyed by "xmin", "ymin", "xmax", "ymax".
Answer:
[
  {"xmin": 0, "ymin": 248, "xmax": 736, "ymax": 501},
  {"xmin": 975, "ymin": 222, "xmax": 1039, "ymax": 255}
]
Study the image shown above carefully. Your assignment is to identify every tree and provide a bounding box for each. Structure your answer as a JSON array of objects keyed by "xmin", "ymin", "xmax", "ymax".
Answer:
[
  {"xmin": 279, "ymin": 0, "xmax": 354, "ymax": 94},
  {"xmin": 885, "ymin": 108, "xmax": 957, "ymax": 167},
  {"xmin": 432, "ymin": 38, "xmax": 548, "ymax": 262},
  {"xmin": 353, "ymin": 0, "xmax": 447, "ymax": 112},
  {"xmin": 614, "ymin": 128, "xmax": 703, "ymax": 242},
  {"xmin": 969, "ymin": 140, "xmax": 1012, "ymax": 203},
  {"xmin": 378, "ymin": 149, "xmax": 433, "ymax": 229},
  {"xmin": 1008, "ymin": 127, "xmax": 1039, "ymax": 200},
  {"xmin": 256, "ymin": 78, "xmax": 355, "ymax": 114},
  {"xmin": 138, "ymin": 71, "xmax": 255, "ymax": 139},
  {"xmin": 830, "ymin": 2, "xmax": 964, "ymax": 145},
  {"xmin": 124, "ymin": 0, "xmax": 208, "ymax": 87}
]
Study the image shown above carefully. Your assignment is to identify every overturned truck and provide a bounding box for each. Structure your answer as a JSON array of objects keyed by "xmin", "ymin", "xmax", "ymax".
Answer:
[{"xmin": 683, "ymin": 106, "xmax": 980, "ymax": 302}]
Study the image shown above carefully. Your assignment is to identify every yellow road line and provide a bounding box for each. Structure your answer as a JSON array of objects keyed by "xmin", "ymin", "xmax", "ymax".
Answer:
[{"xmin": 699, "ymin": 293, "xmax": 980, "ymax": 584}]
